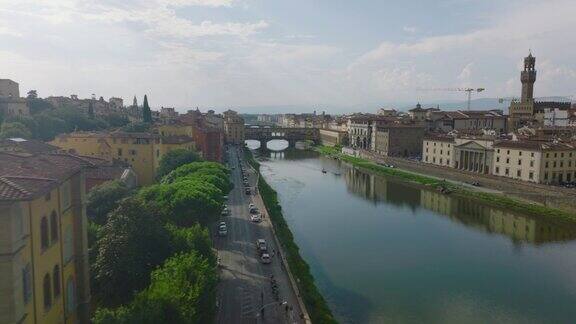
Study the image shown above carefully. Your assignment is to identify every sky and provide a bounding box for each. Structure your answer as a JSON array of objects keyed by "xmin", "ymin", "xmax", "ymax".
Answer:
[{"xmin": 0, "ymin": 0, "xmax": 575, "ymax": 113}]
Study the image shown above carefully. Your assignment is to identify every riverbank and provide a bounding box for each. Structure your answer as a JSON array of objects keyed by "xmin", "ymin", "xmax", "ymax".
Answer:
[
  {"xmin": 315, "ymin": 145, "xmax": 576, "ymax": 222},
  {"xmin": 245, "ymin": 150, "xmax": 337, "ymax": 324}
]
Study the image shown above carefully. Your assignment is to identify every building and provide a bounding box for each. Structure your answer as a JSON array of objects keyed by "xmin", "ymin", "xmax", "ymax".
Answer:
[
  {"xmin": 223, "ymin": 110, "xmax": 245, "ymax": 145},
  {"xmin": 544, "ymin": 108, "xmax": 569, "ymax": 127},
  {"xmin": 408, "ymin": 103, "xmax": 440, "ymax": 121},
  {"xmin": 108, "ymin": 97, "xmax": 123, "ymax": 110},
  {"xmin": 376, "ymin": 108, "xmax": 398, "ymax": 117},
  {"xmin": 178, "ymin": 110, "xmax": 224, "ymax": 162},
  {"xmin": 492, "ymin": 140, "xmax": 576, "ymax": 184},
  {"xmin": 422, "ymin": 134, "xmax": 455, "ymax": 167},
  {"xmin": 452, "ymin": 136, "xmax": 496, "ymax": 174},
  {"xmin": 51, "ymin": 131, "xmax": 195, "ymax": 185},
  {"xmin": 0, "ymin": 79, "xmax": 20, "ymax": 97},
  {"xmin": 319, "ymin": 128, "xmax": 348, "ymax": 147},
  {"xmin": 371, "ymin": 124, "xmax": 424, "ymax": 157},
  {"xmin": 508, "ymin": 53, "xmax": 571, "ymax": 129},
  {"xmin": 0, "ymin": 79, "xmax": 29, "ymax": 117},
  {"xmin": 428, "ymin": 110, "xmax": 507, "ymax": 134},
  {"xmin": 0, "ymin": 151, "xmax": 95, "ymax": 324}
]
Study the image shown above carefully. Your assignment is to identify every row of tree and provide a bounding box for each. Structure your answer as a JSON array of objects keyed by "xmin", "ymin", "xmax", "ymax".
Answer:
[
  {"xmin": 0, "ymin": 94, "xmax": 154, "ymax": 141},
  {"xmin": 86, "ymin": 150, "xmax": 230, "ymax": 323}
]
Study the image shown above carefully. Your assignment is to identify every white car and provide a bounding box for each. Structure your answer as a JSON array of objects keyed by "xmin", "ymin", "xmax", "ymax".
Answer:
[
  {"xmin": 256, "ymin": 239, "xmax": 267, "ymax": 254},
  {"xmin": 260, "ymin": 253, "xmax": 271, "ymax": 264},
  {"xmin": 250, "ymin": 214, "xmax": 262, "ymax": 222},
  {"xmin": 218, "ymin": 222, "xmax": 227, "ymax": 236},
  {"xmin": 221, "ymin": 207, "xmax": 229, "ymax": 216}
]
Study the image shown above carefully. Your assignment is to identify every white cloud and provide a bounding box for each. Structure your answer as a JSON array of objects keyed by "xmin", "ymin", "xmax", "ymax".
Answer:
[{"xmin": 402, "ymin": 26, "xmax": 417, "ymax": 34}]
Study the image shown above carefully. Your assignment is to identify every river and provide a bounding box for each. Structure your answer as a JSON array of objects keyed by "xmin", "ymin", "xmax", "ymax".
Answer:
[{"xmin": 247, "ymin": 140, "xmax": 576, "ymax": 324}]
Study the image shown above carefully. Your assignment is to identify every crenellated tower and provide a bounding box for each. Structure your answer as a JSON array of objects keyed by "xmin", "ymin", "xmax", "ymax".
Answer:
[{"xmin": 520, "ymin": 52, "xmax": 536, "ymax": 102}]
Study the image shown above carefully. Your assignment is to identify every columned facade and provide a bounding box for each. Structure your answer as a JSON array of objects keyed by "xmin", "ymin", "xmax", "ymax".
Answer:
[{"xmin": 454, "ymin": 146, "xmax": 493, "ymax": 174}]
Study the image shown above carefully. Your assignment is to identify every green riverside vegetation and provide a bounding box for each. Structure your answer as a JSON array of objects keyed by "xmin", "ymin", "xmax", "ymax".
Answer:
[
  {"xmin": 88, "ymin": 151, "xmax": 230, "ymax": 323},
  {"xmin": 245, "ymin": 150, "xmax": 337, "ymax": 324},
  {"xmin": 316, "ymin": 145, "xmax": 576, "ymax": 222}
]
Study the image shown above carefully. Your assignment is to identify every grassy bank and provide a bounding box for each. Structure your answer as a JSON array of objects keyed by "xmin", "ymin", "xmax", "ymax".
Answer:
[
  {"xmin": 245, "ymin": 150, "xmax": 337, "ymax": 324},
  {"xmin": 316, "ymin": 145, "xmax": 576, "ymax": 222}
]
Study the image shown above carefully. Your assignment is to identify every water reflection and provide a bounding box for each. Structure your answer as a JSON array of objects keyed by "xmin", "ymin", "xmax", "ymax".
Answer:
[{"xmin": 257, "ymin": 148, "xmax": 576, "ymax": 245}]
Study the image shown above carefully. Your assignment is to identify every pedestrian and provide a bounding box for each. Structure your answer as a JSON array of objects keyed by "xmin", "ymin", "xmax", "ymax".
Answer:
[{"xmin": 285, "ymin": 304, "xmax": 289, "ymax": 313}]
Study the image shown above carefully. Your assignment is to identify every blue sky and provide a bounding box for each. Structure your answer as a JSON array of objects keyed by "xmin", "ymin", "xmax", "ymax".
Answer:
[{"xmin": 0, "ymin": 0, "xmax": 575, "ymax": 113}]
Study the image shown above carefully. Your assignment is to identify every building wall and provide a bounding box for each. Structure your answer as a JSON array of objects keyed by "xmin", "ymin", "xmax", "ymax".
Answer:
[
  {"xmin": 492, "ymin": 147, "xmax": 543, "ymax": 183},
  {"xmin": 422, "ymin": 139, "xmax": 454, "ymax": 167},
  {"xmin": 453, "ymin": 117, "xmax": 507, "ymax": 133},
  {"xmin": 373, "ymin": 127, "xmax": 423, "ymax": 157},
  {"xmin": 0, "ymin": 174, "xmax": 89, "ymax": 324},
  {"xmin": 0, "ymin": 98, "xmax": 29, "ymax": 117},
  {"xmin": 0, "ymin": 79, "xmax": 20, "ymax": 98}
]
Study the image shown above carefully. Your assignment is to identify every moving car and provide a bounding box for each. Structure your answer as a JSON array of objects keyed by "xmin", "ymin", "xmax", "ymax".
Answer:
[
  {"xmin": 250, "ymin": 213, "xmax": 262, "ymax": 222},
  {"xmin": 245, "ymin": 188, "xmax": 251, "ymax": 195},
  {"xmin": 260, "ymin": 253, "xmax": 271, "ymax": 264},
  {"xmin": 221, "ymin": 206, "xmax": 229, "ymax": 216},
  {"xmin": 256, "ymin": 239, "xmax": 267, "ymax": 254},
  {"xmin": 218, "ymin": 222, "xmax": 227, "ymax": 236}
]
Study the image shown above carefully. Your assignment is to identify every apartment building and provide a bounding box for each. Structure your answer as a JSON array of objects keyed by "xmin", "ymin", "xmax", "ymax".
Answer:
[
  {"xmin": 371, "ymin": 124, "xmax": 424, "ymax": 157},
  {"xmin": 492, "ymin": 141, "xmax": 576, "ymax": 184},
  {"xmin": 223, "ymin": 110, "xmax": 245, "ymax": 145},
  {"xmin": 0, "ymin": 151, "xmax": 94, "ymax": 324},
  {"xmin": 422, "ymin": 135, "xmax": 455, "ymax": 167},
  {"xmin": 51, "ymin": 131, "xmax": 195, "ymax": 185}
]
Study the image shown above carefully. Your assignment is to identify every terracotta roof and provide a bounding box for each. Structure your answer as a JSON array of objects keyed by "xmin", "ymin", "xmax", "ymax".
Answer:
[
  {"xmin": 424, "ymin": 134, "xmax": 455, "ymax": 142},
  {"xmin": 0, "ymin": 152, "xmax": 101, "ymax": 201},
  {"xmin": 493, "ymin": 140, "xmax": 576, "ymax": 151},
  {"xmin": 0, "ymin": 138, "xmax": 58, "ymax": 155},
  {"xmin": 161, "ymin": 135, "xmax": 195, "ymax": 144}
]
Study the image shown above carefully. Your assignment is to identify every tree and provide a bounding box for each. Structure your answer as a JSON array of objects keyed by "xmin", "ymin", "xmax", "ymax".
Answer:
[
  {"xmin": 142, "ymin": 95, "xmax": 152, "ymax": 123},
  {"xmin": 161, "ymin": 161, "xmax": 229, "ymax": 184},
  {"xmin": 88, "ymin": 101, "xmax": 95, "ymax": 119},
  {"xmin": 93, "ymin": 252, "xmax": 218, "ymax": 324},
  {"xmin": 27, "ymin": 90, "xmax": 38, "ymax": 99},
  {"xmin": 32, "ymin": 114, "xmax": 67, "ymax": 141},
  {"xmin": 26, "ymin": 97, "xmax": 54, "ymax": 115},
  {"xmin": 0, "ymin": 122, "xmax": 32, "ymax": 139},
  {"xmin": 102, "ymin": 113, "xmax": 129, "ymax": 128},
  {"xmin": 156, "ymin": 149, "xmax": 201, "ymax": 179},
  {"xmin": 92, "ymin": 197, "xmax": 171, "ymax": 306},
  {"xmin": 166, "ymin": 224, "xmax": 215, "ymax": 265},
  {"xmin": 86, "ymin": 180, "xmax": 131, "ymax": 225}
]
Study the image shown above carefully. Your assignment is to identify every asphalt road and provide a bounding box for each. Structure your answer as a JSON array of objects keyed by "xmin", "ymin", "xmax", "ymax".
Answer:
[{"xmin": 215, "ymin": 146, "xmax": 304, "ymax": 324}]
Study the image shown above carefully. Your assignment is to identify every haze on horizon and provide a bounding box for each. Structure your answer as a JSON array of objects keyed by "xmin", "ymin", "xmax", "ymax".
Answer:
[{"xmin": 1, "ymin": 0, "xmax": 575, "ymax": 113}]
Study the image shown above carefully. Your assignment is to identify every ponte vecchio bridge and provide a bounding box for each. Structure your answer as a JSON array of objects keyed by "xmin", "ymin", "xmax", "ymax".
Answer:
[{"xmin": 244, "ymin": 126, "xmax": 320, "ymax": 149}]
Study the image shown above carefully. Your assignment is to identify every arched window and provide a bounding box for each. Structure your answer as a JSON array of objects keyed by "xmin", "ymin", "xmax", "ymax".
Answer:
[
  {"xmin": 53, "ymin": 265, "xmax": 61, "ymax": 297},
  {"xmin": 40, "ymin": 216, "xmax": 49, "ymax": 249},
  {"xmin": 66, "ymin": 277, "xmax": 76, "ymax": 314},
  {"xmin": 50, "ymin": 211, "xmax": 58, "ymax": 242},
  {"xmin": 43, "ymin": 273, "xmax": 52, "ymax": 310}
]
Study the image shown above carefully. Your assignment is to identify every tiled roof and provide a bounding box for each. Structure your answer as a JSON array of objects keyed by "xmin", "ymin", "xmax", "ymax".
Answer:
[
  {"xmin": 161, "ymin": 135, "xmax": 195, "ymax": 144},
  {"xmin": 0, "ymin": 152, "xmax": 99, "ymax": 201},
  {"xmin": 0, "ymin": 138, "xmax": 58, "ymax": 155},
  {"xmin": 493, "ymin": 140, "xmax": 576, "ymax": 151},
  {"xmin": 424, "ymin": 134, "xmax": 456, "ymax": 142}
]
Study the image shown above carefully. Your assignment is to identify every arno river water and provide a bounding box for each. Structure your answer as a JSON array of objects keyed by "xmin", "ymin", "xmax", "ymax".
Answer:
[{"xmin": 247, "ymin": 141, "xmax": 576, "ymax": 324}]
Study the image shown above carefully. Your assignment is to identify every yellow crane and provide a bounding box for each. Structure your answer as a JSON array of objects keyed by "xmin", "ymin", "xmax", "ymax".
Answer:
[{"xmin": 417, "ymin": 87, "xmax": 486, "ymax": 111}]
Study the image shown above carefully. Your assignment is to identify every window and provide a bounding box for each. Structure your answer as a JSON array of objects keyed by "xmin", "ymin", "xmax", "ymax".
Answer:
[
  {"xmin": 544, "ymin": 172, "xmax": 549, "ymax": 180},
  {"xmin": 561, "ymin": 153, "xmax": 565, "ymax": 158},
  {"xmin": 43, "ymin": 274, "xmax": 52, "ymax": 310},
  {"xmin": 529, "ymin": 172, "xmax": 534, "ymax": 180},
  {"xmin": 130, "ymin": 149, "xmax": 137, "ymax": 156},
  {"xmin": 530, "ymin": 160, "xmax": 534, "ymax": 167},
  {"xmin": 117, "ymin": 148, "xmax": 123, "ymax": 156},
  {"xmin": 518, "ymin": 159, "xmax": 522, "ymax": 166},
  {"xmin": 531, "ymin": 152, "xmax": 535, "ymax": 157},
  {"xmin": 517, "ymin": 170, "xmax": 521, "ymax": 177},
  {"xmin": 497, "ymin": 149, "xmax": 500, "ymax": 153},
  {"xmin": 553, "ymin": 161, "xmax": 557, "ymax": 168},
  {"xmin": 447, "ymin": 159, "xmax": 450, "ymax": 165},
  {"xmin": 507, "ymin": 150, "xmax": 510, "ymax": 155},
  {"xmin": 555, "ymin": 153, "xmax": 558, "ymax": 158},
  {"xmin": 561, "ymin": 161, "xmax": 564, "ymax": 168},
  {"xmin": 545, "ymin": 162, "xmax": 549, "ymax": 168},
  {"xmin": 50, "ymin": 211, "xmax": 58, "ymax": 243},
  {"xmin": 496, "ymin": 156, "xmax": 500, "ymax": 162},
  {"xmin": 66, "ymin": 277, "xmax": 76, "ymax": 314},
  {"xmin": 22, "ymin": 264, "xmax": 32, "ymax": 304},
  {"xmin": 505, "ymin": 168, "xmax": 509, "ymax": 175},
  {"xmin": 495, "ymin": 167, "xmax": 500, "ymax": 174},
  {"xmin": 53, "ymin": 265, "xmax": 61, "ymax": 297},
  {"xmin": 63, "ymin": 225, "xmax": 73, "ymax": 263},
  {"xmin": 519, "ymin": 151, "xmax": 522, "ymax": 156},
  {"xmin": 41, "ymin": 216, "xmax": 49, "ymax": 250},
  {"xmin": 506, "ymin": 158, "xmax": 510, "ymax": 164}
]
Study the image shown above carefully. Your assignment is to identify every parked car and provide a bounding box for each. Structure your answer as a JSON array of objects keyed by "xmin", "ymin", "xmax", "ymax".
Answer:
[
  {"xmin": 221, "ymin": 207, "xmax": 229, "ymax": 216},
  {"xmin": 245, "ymin": 188, "xmax": 251, "ymax": 195}
]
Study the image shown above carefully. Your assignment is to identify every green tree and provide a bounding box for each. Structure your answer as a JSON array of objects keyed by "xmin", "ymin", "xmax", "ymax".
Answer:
[
  {"xmin": 161, "ymin": 161, "xmax": 229, "ymax": 184},
  {"xmin": 93, "ymin": 253, "xmax": 218, "ymax": 324},
  {"xmin": 142, "ymin": 95, "xmax": 152, "ymax": 123},
  {"xmin": 102, "ymin": 113, "xmax": 129, "ymax": 128},
  {"xmin": 26, "ymin": 98, "xmax": 54, "ymax": 115},
  {"xmin": 92, "ymin": 197, "xmax": 171, "ymax": 307},
  {"xmin": 0, "ymin": 122, "xmax": 32, "ymax": 139},
  {"xmin": 26, "ymin": 90, "xmax": 38, "ymax": 99},
  {"xmin": 166, "ymin": 224, "xmax": 215, "ymax": 265},
  {"xmin": 88, "ymin": 101, "xmax": 95, "ymax": 119},
  {"xmin": 32, "ymin": 114, "xmax": 67, "ymax": 141},
  {"xmin": 156, "ymin": 149, "xmax": 201, "ymax": 179},
  {"xmin": 86, "ymin": 180, "xmax": 131, "ymax": 225}
]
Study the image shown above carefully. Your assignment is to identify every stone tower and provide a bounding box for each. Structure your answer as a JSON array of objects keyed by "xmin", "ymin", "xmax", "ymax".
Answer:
[{"xmin": 520, "ymin": 52, "xmax": 536, "ymax": 102}]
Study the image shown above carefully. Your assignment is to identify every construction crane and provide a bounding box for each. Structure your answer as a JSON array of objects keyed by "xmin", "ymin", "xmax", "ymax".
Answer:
[{"xmin": 417, "ymin": 87, "xmax": 485, "ymax": 111}]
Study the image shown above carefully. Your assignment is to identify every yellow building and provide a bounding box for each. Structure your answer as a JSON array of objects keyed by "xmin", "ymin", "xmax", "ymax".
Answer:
[
  {"xmin": 223, "ymin": 110, "xmax": 245, "ymax": 145},
  {"xmin": 51, "ymin": 131, "xmax": 195, "ymax": 185},
  {"xmin": 0, "ymin": 151, "xmax": 93, "ymax": 324},
  {"xmin": 492, "ymin": 140, "xmax": 576, "ymax": 184}
]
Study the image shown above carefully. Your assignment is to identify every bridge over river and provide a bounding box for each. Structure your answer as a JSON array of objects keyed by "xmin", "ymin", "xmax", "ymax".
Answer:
[{"xmin": 244, "ymin": 126, "xmax": 319, "ymax": 149}]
